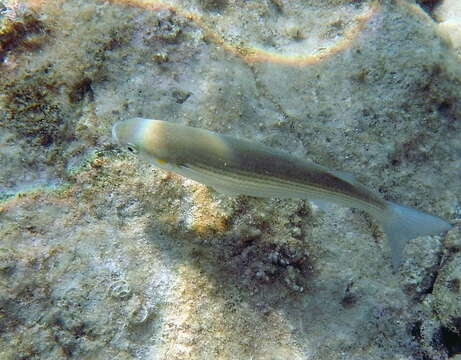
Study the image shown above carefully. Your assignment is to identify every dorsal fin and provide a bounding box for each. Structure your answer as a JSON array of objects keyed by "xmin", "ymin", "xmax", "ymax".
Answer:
[{"xmin": 331, "ymin": 170, "xmax": 358, "ymax": 184}]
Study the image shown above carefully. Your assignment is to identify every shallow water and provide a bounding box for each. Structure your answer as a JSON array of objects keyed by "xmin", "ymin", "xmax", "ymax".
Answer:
[{"xmin": 1, "ymin": 0, "xmax": 460, "ymax": 359}]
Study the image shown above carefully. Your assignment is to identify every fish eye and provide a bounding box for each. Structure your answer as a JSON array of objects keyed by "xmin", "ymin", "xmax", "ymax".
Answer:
[{"xmin": 126, "ymin": 144, "xmax": 138, "ymax": 154}]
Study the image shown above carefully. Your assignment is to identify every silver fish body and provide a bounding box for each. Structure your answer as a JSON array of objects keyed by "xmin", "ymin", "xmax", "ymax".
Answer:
[{"xmin": 112, "ymin": 118, "xmax": 453, "ymax": 269}]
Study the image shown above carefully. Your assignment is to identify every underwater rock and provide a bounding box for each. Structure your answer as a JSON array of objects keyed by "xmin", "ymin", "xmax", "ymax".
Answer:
[
  {"xmin": 434, "ymin": 0, "xmax": 461, "ymax": 56},
  {"xmin": 432, "ymin": 254, "xmax": 461, "ymax": 335},
  {"xmin": 434, "ymin": 0, "xmax": 461, "ymax": 21}
]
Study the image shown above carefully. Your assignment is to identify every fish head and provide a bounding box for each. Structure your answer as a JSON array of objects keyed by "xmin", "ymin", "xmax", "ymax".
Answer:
[{"xmin": 112, "ymin": 118, "xmax": 179, "ymax": 170}]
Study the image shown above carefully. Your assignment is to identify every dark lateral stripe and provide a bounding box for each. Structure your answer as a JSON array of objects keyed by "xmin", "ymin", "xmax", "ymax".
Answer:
[{"xmin": 187, "ymin": 161, "xmax": 385, "ymax": 211}]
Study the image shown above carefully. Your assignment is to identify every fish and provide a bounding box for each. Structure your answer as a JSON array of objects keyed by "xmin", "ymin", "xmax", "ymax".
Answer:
[{"xmin": 112, "ymin": 117, "xmax": 453, "ymax": 269}]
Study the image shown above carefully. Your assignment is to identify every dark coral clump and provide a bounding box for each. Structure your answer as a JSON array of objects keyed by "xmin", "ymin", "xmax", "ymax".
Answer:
[
  {"xmin": 1, "ymin": 69, "xmax": 65, "ymax": 148},
  {"xmin": 0, "ymin": 10, "xmax": 49, "ymax": 62}
]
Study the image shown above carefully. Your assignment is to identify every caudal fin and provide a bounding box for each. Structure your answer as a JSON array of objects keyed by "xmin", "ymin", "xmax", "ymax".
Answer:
[{"xmin": 378, "ymin": 201, "xmax": 452, "ymax": 269}]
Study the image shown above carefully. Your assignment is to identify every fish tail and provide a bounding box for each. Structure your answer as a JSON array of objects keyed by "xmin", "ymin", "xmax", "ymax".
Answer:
[{"xmin": 377, "ymin": 201, "xmax": 452, "ymax": 269}]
